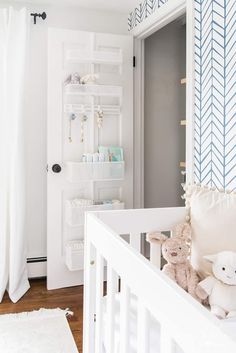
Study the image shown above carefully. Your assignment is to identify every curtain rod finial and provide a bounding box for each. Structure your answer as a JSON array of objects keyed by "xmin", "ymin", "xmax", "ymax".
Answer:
[{"xmin": 30, "ymin": 12, "xmax": 47, "ymax": 25}]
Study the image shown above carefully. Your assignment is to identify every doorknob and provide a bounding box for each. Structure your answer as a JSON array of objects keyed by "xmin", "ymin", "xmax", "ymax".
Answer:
[{"xmin": 52, "ymin": 164, "xmax": 62, "ymax": 173}]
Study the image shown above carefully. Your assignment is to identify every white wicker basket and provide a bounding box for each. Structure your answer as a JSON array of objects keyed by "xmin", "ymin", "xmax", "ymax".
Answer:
[
  {"xmin": 66, "ymin": 161, "xmax": 125, "ymax": 182},
  {"xmin": 65, "ymin": 200, "xmax": 125, "ymax": 227},
  {"xmin": 65, "ymin": 240, "xmax": 84, "ymax": 271}
]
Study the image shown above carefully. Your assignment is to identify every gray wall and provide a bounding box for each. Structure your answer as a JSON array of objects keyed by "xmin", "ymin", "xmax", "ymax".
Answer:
[{"xmin": 144, "ymin": 21, "xmax": 186, "ymax": 208}]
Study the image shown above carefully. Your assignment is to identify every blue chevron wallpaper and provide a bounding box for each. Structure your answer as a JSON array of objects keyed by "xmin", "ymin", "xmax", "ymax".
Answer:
[
  {"xmin": 129, "ymin": 0, "xmax": 236, "ymax": 190},
  {"xmin": 194, "ymin": 0, "xmax": 236, "ymax": 190},
  {"xmin": 128, "ymin": 0, "xmax": 168, "ymax": 30}
]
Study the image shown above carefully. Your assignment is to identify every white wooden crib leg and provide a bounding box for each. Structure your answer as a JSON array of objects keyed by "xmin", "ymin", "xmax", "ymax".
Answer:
[
  {"xmin": 107, "ymin": 266, "xmax": 117, "ymax": 353},
  {"xmin": 120, "ymin": 282, "xmax": 130, "ymax": 353},
  {"xmin": 137, "ymin": 302, "xmax": 149, "ymax": 353},
  {"xmin": 160, "ymin": 325, "xmax": 174, "ymax": 353},
  {"xmin": 95, "ymin": 253, "xmax": 104, "ymax": 353}
]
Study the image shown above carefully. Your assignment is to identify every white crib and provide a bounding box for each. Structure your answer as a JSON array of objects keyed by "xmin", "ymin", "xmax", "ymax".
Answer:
[{"xmin": 83, "ymin": 207, "xmax": 236, "ymax": 353}]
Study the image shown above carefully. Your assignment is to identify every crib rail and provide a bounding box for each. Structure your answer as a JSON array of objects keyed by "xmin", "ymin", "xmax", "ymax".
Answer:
[
  {"xmin": 83, "ymin": 208, "xmax": 236, "ymax": 353},
  {"xmin": 96, "ymin": 207, "xmax": 186, "ymax": 268}
]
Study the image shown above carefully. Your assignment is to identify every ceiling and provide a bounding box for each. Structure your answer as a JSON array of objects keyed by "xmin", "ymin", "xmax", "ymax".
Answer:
[{"xmin": 10, "ymin": 0, "xmax": 140, "ymax": 13}]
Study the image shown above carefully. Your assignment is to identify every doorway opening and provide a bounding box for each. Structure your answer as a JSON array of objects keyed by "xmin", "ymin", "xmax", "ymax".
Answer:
[{"xmin": 144, "ymin": 15, "xmax": 186, "ymax": 208}]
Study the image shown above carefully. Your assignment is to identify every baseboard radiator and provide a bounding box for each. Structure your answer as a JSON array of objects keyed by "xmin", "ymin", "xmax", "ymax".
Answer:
[{"xmin": 27, "ymin": 257, "xmax": 47, "ymax": 278}]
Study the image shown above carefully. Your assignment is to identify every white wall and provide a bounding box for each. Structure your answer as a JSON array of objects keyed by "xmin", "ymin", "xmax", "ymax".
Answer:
[{"xmin": 1, "ymin": 2, "xmax": 129, "ymax": 259}]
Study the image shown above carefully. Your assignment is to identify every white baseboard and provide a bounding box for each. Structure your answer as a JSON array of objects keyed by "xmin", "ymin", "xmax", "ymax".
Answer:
[{"xmin": 27, "ymin": 259, "xmax": 47, "ymax": 278}]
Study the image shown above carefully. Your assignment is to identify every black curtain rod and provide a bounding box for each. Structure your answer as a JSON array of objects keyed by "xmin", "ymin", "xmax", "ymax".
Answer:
[{"xmin": 30, "ymin": 12, "xmax": 47, "ymax": 25}]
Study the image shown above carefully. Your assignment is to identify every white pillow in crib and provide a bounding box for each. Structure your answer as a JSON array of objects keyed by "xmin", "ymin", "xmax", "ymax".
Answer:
[{"xmin": 185, "ymin": 185, "xmax": 236, "ymax": 277}]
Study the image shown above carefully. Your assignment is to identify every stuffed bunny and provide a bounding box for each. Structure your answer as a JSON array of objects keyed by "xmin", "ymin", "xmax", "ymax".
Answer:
[
  {"xmin": 196, "ymin": 251, "xmax": 236, "ymax": 319},
  {"xmin": 147, "ymin": 223, "xmax": 199, "ymax": 299}
]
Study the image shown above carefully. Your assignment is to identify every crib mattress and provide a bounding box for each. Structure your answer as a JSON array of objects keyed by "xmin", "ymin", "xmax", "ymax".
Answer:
[{"xmin": 102, "ymin": 294, "xmax": 236, "ymax": 353}]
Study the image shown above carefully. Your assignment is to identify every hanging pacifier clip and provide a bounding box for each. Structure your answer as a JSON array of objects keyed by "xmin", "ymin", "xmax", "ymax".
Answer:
[
  {"xmin": 68, "ymin": 113, "xmax": 77, "ymax": 143},
  {"xmin": 80, "ymin": 106, "xmax": 88, "ymax": 143},
  {"xmin": 96, "ymin": 105, "xmax": 104, "ymax": 129}
]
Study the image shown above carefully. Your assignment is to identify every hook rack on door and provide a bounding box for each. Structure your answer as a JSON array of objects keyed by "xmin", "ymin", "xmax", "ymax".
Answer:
[{"xmin": 64, "ymin": 103, "xmax": 121, "ymax": 115}]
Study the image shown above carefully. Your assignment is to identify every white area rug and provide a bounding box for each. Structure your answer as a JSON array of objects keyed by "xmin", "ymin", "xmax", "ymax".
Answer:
[{"xmin": 0, "ymin": 308, "xmax": 79, "ymax": 353}]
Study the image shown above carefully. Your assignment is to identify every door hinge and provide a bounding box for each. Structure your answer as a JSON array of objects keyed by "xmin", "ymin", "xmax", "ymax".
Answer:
[
  {"xmin": 94, "ymin": 314, "xmax": 96, "ymax": 322},
  {"xmin": 133, "ymin": 56, "xmax": 136, "ymax": 68},
  {"xmin": 46, "ymin": 164, "xmax": 48, "ymax": 172}
]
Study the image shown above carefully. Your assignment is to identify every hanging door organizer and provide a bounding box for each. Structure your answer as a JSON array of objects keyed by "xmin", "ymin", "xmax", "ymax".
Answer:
[
  {"xmin": 65, "ymin": 200, "xmax": 125, "ymax": 227},
  {"xmin": 65, "ymin": 84, "xmax": 122, "ymax": 97},
  {"xmin": 65, "ymin": 47, "xmax": 123, "ymax": 66},
  {"xmin": 64, "ymin": 104, "xmax": 121, "ymax": 115},
  {"xmin": 66, "ymin": 161, "xmax": 125, "ymax": 182},
  {"xmin": 47, "ymin": 28, "xmax": 133, "ymax": 288},
  {"xmin": 62, "ymin": 33, "xmax": 126, "ymax": 271}
]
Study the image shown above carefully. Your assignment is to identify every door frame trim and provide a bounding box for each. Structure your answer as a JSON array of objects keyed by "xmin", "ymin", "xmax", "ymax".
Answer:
[{"xmin": 132, "ymin": 0, "xmax": 195, "ymax": 208}]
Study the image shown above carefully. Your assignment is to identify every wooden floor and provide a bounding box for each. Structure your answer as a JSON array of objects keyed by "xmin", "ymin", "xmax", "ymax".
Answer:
[{"xmin": 0, "ymin": 279, "xmax": 83, "ymax": 352}]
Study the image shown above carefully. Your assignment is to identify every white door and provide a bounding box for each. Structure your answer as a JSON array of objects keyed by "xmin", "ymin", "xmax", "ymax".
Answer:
[{"xmin": 47, "ymin": 29, "xmax": 133, "ymax": 289}]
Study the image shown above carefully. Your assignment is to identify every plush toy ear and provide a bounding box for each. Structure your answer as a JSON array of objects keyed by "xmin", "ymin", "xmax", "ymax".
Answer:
[
  {"xmin": 204, "ymin": 254, "xmax": 218, "ymax": 263},
  {"xmin": 174, "ymin": 222, "xmax": 191, "ymax": 242},
  {"xmin": 146, "ymin": 232, "xmax": 168, "ymax": 245}
]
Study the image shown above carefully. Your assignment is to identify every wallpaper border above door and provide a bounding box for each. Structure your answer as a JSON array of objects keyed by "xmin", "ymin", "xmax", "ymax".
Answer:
[{"xmin": 128, "ymin": 0, "xmax": 169, "ymax": 31}]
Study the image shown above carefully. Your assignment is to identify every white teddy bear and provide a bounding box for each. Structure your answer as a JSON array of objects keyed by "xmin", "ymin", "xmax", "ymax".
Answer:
[{"xmin": 196, "ymin": 251, "xmax": 236, "ymax": 319}]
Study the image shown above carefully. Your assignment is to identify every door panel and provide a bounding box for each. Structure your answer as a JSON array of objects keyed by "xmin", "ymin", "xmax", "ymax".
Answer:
[{"xmin": 47, "ymin": 29, "xmax": 133, "ymax": 289}]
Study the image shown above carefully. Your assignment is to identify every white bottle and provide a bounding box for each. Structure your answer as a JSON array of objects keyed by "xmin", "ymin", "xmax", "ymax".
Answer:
[
  {"xmin": 86, "ymin": 153, "xmax": 93, "ymax": 163},
  {"xmin": 93, "ymin": 153, "xmax": 99, "ymax": 162},
  {"xmin": 98, "ymin": 153, "xmax": 105, "ymax": 162}
]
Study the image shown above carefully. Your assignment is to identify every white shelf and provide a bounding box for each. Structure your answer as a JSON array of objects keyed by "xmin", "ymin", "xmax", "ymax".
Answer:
[
  {"xmin": 66, "ymin": 161, "xmax": 125, "ymax": 182},
  {"xmin": 65, "ymin": 201, "xmax": 125, "ymax": 227},
  {"xmin": 64, "ymin": 104, "xmax": 121, "ymax": 115},
  {"xmin": 64, "ymin": 84, "xmax": 122, "ymax": 97},
  {"xmin": 65, "ymin": 49, "xmax": 122, "ymax": 65}
]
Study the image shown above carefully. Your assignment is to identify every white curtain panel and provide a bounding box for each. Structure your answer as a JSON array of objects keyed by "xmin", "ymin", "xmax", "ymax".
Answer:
[{"xmin": 0, "ymin": 7, "xmax": 30, "ymax": 303}]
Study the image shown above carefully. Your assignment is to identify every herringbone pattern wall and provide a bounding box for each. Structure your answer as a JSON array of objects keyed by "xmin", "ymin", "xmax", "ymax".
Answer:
[
  {"xmin": 128, "ymin": 0, "xmax": 168, "ymax": 30},
  {"xmin": 195, "ymin": 0, "xmax": 236, "ymax": 189},
  {"xmin": 129, "ymin": 0, "xmax": 236, "ymax": 190}
]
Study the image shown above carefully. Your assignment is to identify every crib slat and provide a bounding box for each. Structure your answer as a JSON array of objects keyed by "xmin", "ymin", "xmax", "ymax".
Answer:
[
  {"xmin": 107, "ymin": 266, "xmax": 117, "ymax": 353},
  {"xmin": 95, "ymin": 253, "xmax": 104, "ymax": 353},
  {"xmin": 120, "ymin": 282, "xmax": 130, "ymax": 353},
  {"xmin": 130, "ymin": 232, "xmax": 141, "ymax": 252},
  {"xmin": 150, "ymin": 243, "xmax": 161, "ymax": 269},
  {"xmin": 160, "ymin": 325, "xmax": 174, "ymax": 353},
  {"xmin": 137, "ymin": 301, "xmax": 149, "ymax": 353},
  {"xmin": 83, "ymin": 242, "xmax": 96, "ymax": 353}
]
